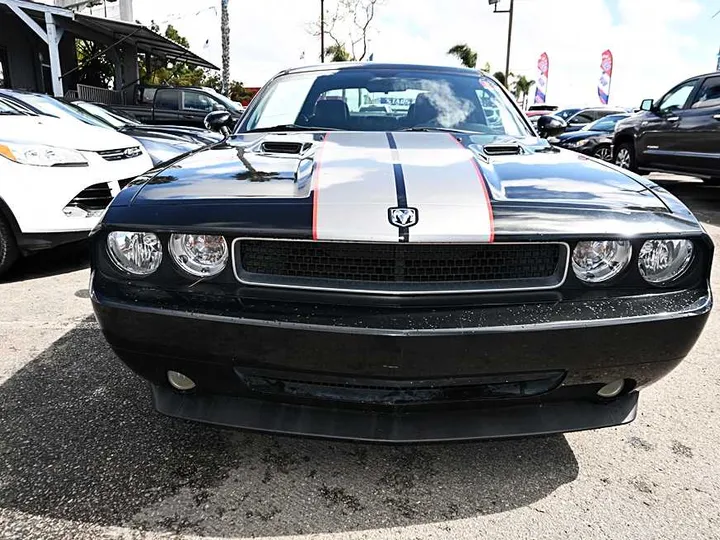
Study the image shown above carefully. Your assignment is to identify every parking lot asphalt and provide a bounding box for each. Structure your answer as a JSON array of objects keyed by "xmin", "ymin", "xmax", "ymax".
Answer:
[{"xmin": 1, "ymin": 175, "xmax": 720, "ymax": 540}]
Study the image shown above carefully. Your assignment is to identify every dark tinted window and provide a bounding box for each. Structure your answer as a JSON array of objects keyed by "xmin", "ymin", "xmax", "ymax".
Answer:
[
  {"xmin": 690, "ymin": 77, "xmax": 720, "ymax": 109},
  {"xmin": 569, "ymin": 112, "xmax": 594, "ymax": 124},
  {"xmin": 155, "ymin": 89, "xmax": 178, "ymax": 111}
]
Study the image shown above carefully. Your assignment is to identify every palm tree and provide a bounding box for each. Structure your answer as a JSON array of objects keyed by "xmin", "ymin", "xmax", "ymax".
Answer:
[
  {"xmin": 447, "ymin": 44, "xmax": 477, "ymax": 68},
  {"xmin": 513, "ymin": 75, "xmax": 535, "ymax": 109},
  {"xmin": 493, "ymin": 71, "xmax": 515, "ymax": 88},
  {"xmin": 221, "ymin": 0, "xmax": 230, "ymax": 96},
  {"xmin": 325, "ymin": 44, "xmax": 351, "ymax": 62}
]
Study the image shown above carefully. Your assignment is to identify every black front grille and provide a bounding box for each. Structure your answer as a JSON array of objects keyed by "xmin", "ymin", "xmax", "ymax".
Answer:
[
  {"xmin": 66, "ymin": 182, "xmax": 112, "ymax": 211},
  {"xmin": 236, "ymin": 369, "xmax": 566, "ymax": 406},
  {"xmin": 236, "ymin": 240, "xmax": 567, "ymax": 294},
  {"xmin": 97, "ymin": 147, "xmax": 142, "ymax": 161}
]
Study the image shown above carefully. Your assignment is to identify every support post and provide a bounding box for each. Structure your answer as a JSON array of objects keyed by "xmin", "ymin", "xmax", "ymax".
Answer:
[
  {"xmin": 504, "ymin": 0, "xmax": 514, "ymax": 86},
  {"xmin": 320, "ymin": 0, "xmax": 325, "ymax": 62},
  {"xmin": 44, "ymin": 12, "xmax": 64, "ymax": 97}
]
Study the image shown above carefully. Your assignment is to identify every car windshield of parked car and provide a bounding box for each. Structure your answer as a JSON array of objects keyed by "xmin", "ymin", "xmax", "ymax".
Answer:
[
  {"xmin": 74, "ymin": 102, "xmax": 133, "ymax": 129},
  {"xmin": 11, "ymin": 93, "xmax": 112, "ymax": 129},
  {"xmin": 207, "ymin": 90, "xmax": 243, "ymax": 114},
  {"xmin": 0, "ymin": 97, "xmax": 30, "ymax": 115},
  {"xmin": 581, "ymin": 114, "xmax": 628, "ymax": 132},
  {"xmin": 240, "ymin": 68, "xmax": 531, "ymax": 137}
]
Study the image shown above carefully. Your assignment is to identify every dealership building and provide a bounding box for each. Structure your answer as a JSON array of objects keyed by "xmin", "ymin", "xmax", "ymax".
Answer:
[{"xmin": 0, "ymin": 0, "xmax": 216, "ymax": 103}]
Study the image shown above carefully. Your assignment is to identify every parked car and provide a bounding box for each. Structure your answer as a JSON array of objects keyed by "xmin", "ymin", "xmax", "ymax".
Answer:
[
  {"xmin": 91, "ymin": 63, "xmax": 711, "ymax": 442},
  {"xmin": 613, "ymin": 72, "xmax": 720, "ymax": 183},
  {"xmin": 549, "ymin": 113, "xmax": 631, "ymax": 160},
  {"xmin": 562, "ymin": 107, "xmax": 627, "ymax": 132},
  {"xmin": 0, "ymin": 90, "xmax": 217, "ymax": 166},
  {"xmin": 113, "ymin": 86, "xmax": 245, "ymax": 129},
  {"xmin": 0, "ymin": 97, "xmax": 152, "ymax": 276}
]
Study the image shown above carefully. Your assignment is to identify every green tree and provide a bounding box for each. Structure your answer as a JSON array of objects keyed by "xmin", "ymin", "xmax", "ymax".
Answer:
[
  {"xmin": 140, "ymin": 24, "xmax": 206, "ymax": 87},
  {"xmin": 324, "ymin": 44, "xmax": 351, "ymax": 62},
  {"xmin": 447, "ymin": 44, "xmax": 477, "ymax": 68},
  {"xmin": 75, "ymin": 39, "xmax": 114, "ymax": 88},
  {"xmin": 493, "ymin": 71, "xmax": 514, "ymax": 88},
  {"xmin": 221, "ymin": 0, "xmax": 230, "ymax": 95},
  {"xmin": 513, "ymin": 75, "xmax": 535, "ymax": 108}
]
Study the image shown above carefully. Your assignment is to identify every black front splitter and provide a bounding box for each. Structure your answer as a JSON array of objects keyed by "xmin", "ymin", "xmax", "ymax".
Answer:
[{"xmin": 152, "ymin": 384, "xmax": 639, "ymax": 443}]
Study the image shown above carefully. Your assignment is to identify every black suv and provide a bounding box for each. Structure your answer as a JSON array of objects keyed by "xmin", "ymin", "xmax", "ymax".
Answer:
[{"xmin": 613, "ymin": 73, "xmax": 720, "ymax": 182}]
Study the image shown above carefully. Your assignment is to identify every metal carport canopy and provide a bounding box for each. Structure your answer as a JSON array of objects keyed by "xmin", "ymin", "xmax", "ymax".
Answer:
[{"xmin": 72, "ymin": 13, "xmax": 219, "ymax": 70}]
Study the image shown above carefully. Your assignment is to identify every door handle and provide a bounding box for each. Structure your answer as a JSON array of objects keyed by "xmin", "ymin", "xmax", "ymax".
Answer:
[
  {"xmin": 713, "ymin": 114, "xmax": 720, "ymax": 121},
  {"xmin": 666, "ymin": 116, "xmax": 680, "ymax": 122}
]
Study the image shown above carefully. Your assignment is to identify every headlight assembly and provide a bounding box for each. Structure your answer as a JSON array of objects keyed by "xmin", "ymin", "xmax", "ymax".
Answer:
[
  {"xmin": 572, "ymin": 240, "xmax": 632, "ymax": 283},
  {"xmin": 638, "ymin": 239, "xmax": 694, "ymax": 284},
  {"xmin": 0, "ymin": 142, "xmax": 88, "ymax": 167},
  {"xmin": 169, "ymin": 234, "xmax": 228, "ymax": 277},
  {"xmin": 107, "ymin": 231, "xmax": 163, "ymax": 276}
]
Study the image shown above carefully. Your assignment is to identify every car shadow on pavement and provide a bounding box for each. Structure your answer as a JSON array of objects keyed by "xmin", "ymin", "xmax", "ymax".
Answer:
[
  {"xmin": 3, "ymin": 241, "xmax": 90, "ymax": 283},
  {"xmin": 0, "ymin": 321, "xmax": 579, "ymax": 538}
]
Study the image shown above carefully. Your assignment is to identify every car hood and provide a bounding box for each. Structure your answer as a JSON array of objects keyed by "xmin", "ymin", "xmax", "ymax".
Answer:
[
  {"xmin": 117, "ymin": 131, "xmax": 701, "ymax": 240},
  {"xmin": 556, "ymin": 130, "xmax": 608, "ymax": 142},
  {"xmin": 0, "ymin": 115, "xmax": 140, "ymax": 151},
  {"xmin": 121, "ymin": 125, "xmax": 222, "ymax": 144}
]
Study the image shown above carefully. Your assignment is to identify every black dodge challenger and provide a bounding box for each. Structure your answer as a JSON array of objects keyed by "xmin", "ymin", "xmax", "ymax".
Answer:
[{"xmin": 91, "ymin": 63, "xmax": 712, "ymax": 442}]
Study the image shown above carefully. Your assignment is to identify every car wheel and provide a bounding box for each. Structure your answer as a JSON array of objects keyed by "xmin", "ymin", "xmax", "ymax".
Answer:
[
  {"xmin": 593, "ymin": 146, "xmax": 612, "ymax": 162},
  {"xmin": 0, "ymin": 216, "xmax": 18, "ymax": 278},
  {"xmin": 614, "ymin": 143, "xmax": 636, "ymax": 172}
]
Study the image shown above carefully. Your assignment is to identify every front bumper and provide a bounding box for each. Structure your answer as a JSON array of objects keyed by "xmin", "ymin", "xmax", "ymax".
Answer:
[{"xmin": 92, "ymin": 277, "xmax": 711, "ymax": 442}]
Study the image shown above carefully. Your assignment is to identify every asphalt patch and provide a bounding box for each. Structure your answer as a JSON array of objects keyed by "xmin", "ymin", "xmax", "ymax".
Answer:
[{"xmin": 0, "ymin": 321, "xmax": 580, "ymax": 537}]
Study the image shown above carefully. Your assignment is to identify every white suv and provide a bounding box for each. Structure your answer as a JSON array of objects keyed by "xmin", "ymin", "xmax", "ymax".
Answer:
[{"xmin": 0, "ymin": 98, "xmax": 153, "ymax": 276}]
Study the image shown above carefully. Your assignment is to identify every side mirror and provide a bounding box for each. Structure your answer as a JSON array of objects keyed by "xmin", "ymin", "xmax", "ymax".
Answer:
[
  {"xmin": 640, "ymin": 99, "xmax": 654, "ymax": 112},
  {"xmin": 204, "ymin": 110, "xmax": 233, "ymax": 136},
  {"xmin": 212, "ymin": 102, "xmax": 227, "ymax": 112},
  {"xmin": 536, "ymin": 114, "xmax": 567, "ymax": 138}
]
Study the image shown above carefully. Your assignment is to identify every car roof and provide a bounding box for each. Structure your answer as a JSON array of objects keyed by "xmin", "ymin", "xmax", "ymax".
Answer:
[{"xmin": 277, "ymin": 62, "xmax": 483, "ymax": 77}]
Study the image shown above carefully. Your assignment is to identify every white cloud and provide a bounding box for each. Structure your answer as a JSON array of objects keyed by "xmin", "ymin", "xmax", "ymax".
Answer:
[{"xmin": 131, "ymin": 0, "xmax": 714, "ymax": 107}]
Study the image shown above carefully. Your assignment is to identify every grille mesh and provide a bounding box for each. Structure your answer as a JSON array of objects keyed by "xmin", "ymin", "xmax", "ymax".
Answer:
[{"xmin": 238, "ymin": 240, "xmax": 562, "ymax": 286}]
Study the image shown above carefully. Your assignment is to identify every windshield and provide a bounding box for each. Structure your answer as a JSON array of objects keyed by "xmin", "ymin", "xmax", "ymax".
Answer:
[
  {"xmin": 582, "ymin": 114, "xmax": 629, "ymax": 132},
  {"xmin": 207, "ymin": 90, "xmax": 243, "ymax": 113},
  {"xmin": 0, "ymin": 97, "xmax": 29, "ymax": 115},
  {"xmin": 10, "ymin": 93, "xmax": 113, "ymax": 129},
  {"xmin": 74, "ymin": 102, "xmax": 137, "ymax": 129},
  {"xmin": 239, "ymin": 68, "xmax": 531, "ymax": 137}
]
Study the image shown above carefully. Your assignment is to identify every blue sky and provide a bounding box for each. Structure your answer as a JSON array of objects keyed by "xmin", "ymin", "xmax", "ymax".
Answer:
[{"xmin": 131, "ymin": 0, "xmax": 720, "ymax": 107}]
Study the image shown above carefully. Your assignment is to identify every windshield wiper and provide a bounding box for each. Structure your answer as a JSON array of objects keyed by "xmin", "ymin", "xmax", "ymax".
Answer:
[
  {"xmin": 401, "ymin": 126, "xmax": 480, "ymax": 134},
  {"xmin": 245, "ymin": 124, "xmax": 338, "ymax": 133}
]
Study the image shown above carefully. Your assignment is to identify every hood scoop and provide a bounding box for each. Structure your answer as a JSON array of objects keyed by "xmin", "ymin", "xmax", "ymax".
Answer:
[
  {"xmin": 260, "ymin": 141, "xmax": 312, "ymax": 155},
  {"xmin": 482, "ymin": 143, "xmax": 525, "ymax": 156}
]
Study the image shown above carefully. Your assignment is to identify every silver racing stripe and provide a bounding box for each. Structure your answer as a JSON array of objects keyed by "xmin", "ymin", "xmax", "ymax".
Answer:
[
  {"xmin": 390, "ymin": 132, "xmax": 495, "ymax": 242},
  {"xmin": 313, "ymin": 132, "xmax": 399, "ymax": 241}
]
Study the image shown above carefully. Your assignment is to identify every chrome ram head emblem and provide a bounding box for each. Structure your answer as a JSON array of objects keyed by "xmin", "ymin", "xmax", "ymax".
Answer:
[{"xmin": 388, "ymin": 207, "xmax": 418, "ymax": 228}]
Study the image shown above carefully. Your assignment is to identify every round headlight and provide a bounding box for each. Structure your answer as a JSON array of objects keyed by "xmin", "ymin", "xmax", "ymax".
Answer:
[
  {"xmin": 638, "ymin": 239, "xmax": 694, "ymax": 284},
  {"xmin": 106, "ymin": 231, "xmax": 163, "ymax": 276},
  {"xmin": 169, "ymin": 234, "xmax": 228, "ymax": 277},
  {"xmin": 572, "ymin": 240, "xmax": 632, "ymax": 283}
]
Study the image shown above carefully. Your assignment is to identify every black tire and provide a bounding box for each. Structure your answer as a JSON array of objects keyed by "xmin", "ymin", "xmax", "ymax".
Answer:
[
  {"xmin": 614, "ymin": 142, "xmax": 637, "ymax": 172},
  {"xmin": 0, "ymin": 215, "xmax": 18, "ymax": 277}
]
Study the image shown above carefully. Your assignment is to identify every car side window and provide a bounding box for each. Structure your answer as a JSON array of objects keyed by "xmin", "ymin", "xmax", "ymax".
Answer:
[
  {"xmin": 182, "ymin": 91, "xmax": 214, "ymax": 112},
  {"xmin": 656, "ymin": 81, "xmax": 696, "ymax": 114},
  {"xmin": 690, "ymin": 77, "xmax": 720, "ymax": 109},
  {"xmin": 570, "ymin": 112, "xmax": 593, "ymax": 124},
  {"xmin": 155, "ymin": 89, "xmax": 179, "ymax": 111}
]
